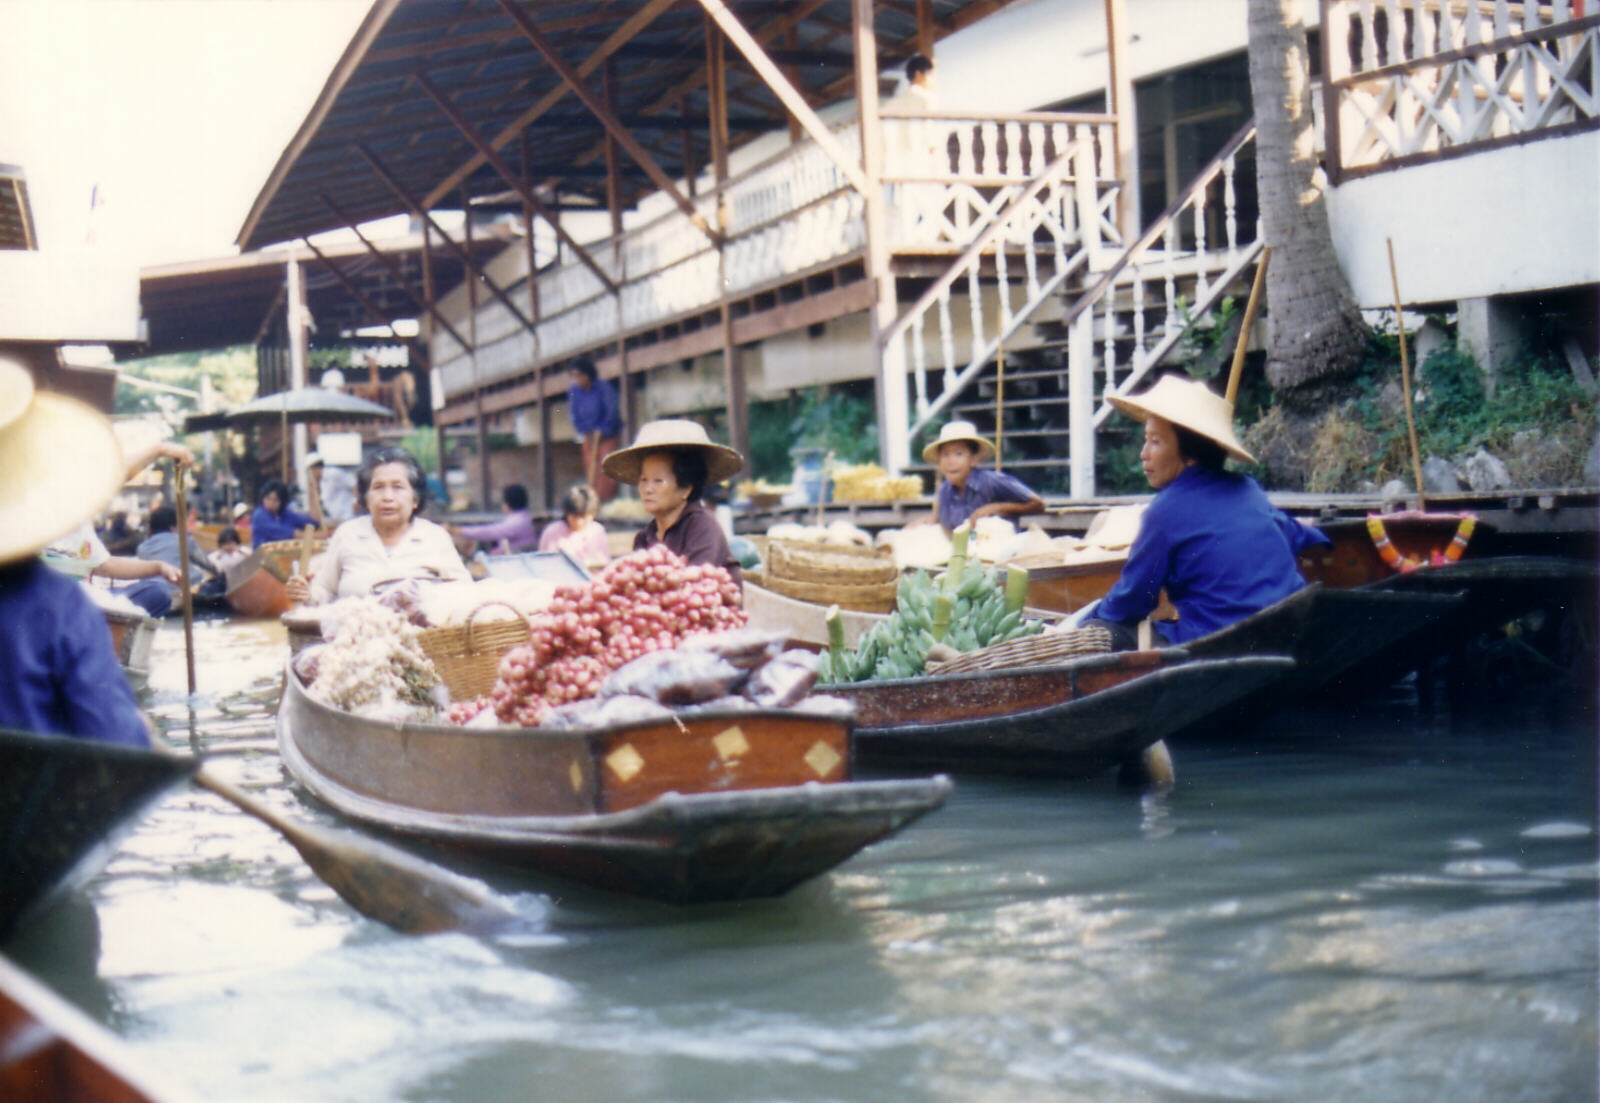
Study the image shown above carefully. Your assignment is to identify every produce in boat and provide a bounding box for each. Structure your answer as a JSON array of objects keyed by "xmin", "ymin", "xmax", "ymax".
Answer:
[
  {"xmin": 821, "ymin": 540, "xmax": 1042, "ymax": 684},
  {"xmin": 457, "ymin": 545, "xmax": 746, "ymax": 727},
  {"xmin": 298, "ymin": 597, "xmax": 443, "ymax": 723}
]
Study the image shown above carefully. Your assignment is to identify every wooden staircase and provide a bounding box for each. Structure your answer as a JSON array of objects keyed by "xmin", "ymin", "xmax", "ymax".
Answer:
[{"xmin": 895, "ymin": 122, "xmax": 1264, "ymax": 498}]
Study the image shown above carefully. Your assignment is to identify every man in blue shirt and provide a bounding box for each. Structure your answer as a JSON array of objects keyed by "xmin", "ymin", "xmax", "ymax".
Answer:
[
  {"xmin": 567, "ymin": 356, "xmax": 623, "ymax": 502},
  {"xmin": 0, "ymin": 358, "xmax": 150, "ymax": 746},
  {"xmin": 1091, "ymin": 374, "xmax": 1329, "ymax": 646},
  {"xmin": 912, "ymin": 420, "xmax": 1044, "ymax": 532}
]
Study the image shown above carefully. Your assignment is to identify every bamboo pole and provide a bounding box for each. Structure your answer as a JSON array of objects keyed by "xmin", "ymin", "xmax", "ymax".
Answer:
[
  {"xmin": 994, "ymin": 335, "xmax": 1005, "ymax": 472},
  {"xmin": 172, "ymin": 461, "xmax": 197, "ymax": 696},
  {"xmin": 1226, "ymin": 246, "xmax": 1271, "ymax": 405},
  {"xmin": 1386, "ymin": 238, "xmax": 1427, "ymax": 510}
]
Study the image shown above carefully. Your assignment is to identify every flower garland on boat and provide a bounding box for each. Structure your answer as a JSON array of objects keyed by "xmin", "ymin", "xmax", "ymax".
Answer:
[{"xmin": 1365, "ymin": 512, "xmax": 1477, "ymax": 573}]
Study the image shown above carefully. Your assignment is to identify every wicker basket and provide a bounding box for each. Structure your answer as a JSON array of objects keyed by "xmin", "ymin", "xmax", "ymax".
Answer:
[
  {"xmin": 416, "ymin": 601, "xmax": 531, "ymax": 700},
  {"xmin": 766, "ymin": 539, "xmax": 897, "ymax": 585},
  {"xmin": 758, "ymin": 572, "xmax": 898, "ymax": 614},
  {"xmin": 257, "ymin": 538, "xmax": 326, "ymax": 582},
  {"xmin": 924, "ymin": 625, "xmax": 1112, "ymax": 675}
]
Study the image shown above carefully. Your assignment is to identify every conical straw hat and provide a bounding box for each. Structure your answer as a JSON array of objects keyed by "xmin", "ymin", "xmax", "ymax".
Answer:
[
  {"xmin": 1107, "ymin": 374, "xmax": 1256, "ymax": 464},
  {"xmin": 921, "ymin": 420, "xmax": 995, "ymax": 464},
  {"xmin": 0, "ymin": 356, "xmax": 125, "ymax": 565},
  {"xmin": 601, "ymin": 418, "xmax": 744, "ymax": 485}
]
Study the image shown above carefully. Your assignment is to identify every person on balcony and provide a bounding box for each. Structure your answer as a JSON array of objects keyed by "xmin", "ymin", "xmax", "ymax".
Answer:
[
  {"xmin": 567, "ymin": 356, "xmax": 623, "ymax": 503},
  {"xmin": 0, "ymin": 356, "xmax": 149, "ymax": 746},
  {"xmin": 603, "ymin": 420, "xmax": 743, "ymax": 586},
  {"xmin": 883, "ymin": 53, "xmax": 945, "ymax": 241},
  {"xmin": 912, "ymin": 420, "xmax": 1044, "ymax": 534},
  {"xmin": 538, "ymin": 484, "xmax": 609, "ymax": 571},
  {"xmin": 1081, "ymin": 374, "xmax": 1330, "ymax": 648},
  {"xmin": 249, "ymin": 478, "xmax": 320, "ymax": 548},
  {"xmin": 449, "ymin": 483, "xmax": 539, "ymax": 555}
]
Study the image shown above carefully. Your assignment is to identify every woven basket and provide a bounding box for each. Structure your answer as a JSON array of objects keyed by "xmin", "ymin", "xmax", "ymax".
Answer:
[
  {"xmin": 416, "ymin": 601, "xmax": 531, "ymax": 700},
  {"xmin": 258, "ymin": 538, "xmax": 326, "ymax": 582},
  {"xmin": 766, "ymin": 539, "xmax": 897, "ymax": 585},
  {"xmin": 759, "ymin": 572, "xmax": 898, "ymax": 614},
  {"xmin": 924, "ymin": 625, "xmax": 1112, "ymax": 675}
]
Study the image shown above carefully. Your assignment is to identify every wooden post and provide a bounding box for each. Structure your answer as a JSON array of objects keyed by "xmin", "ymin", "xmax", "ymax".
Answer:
[
  {"xmin": 855, "ymin": 0, "xmax": 911, "ymax": 474},
  {"xmin": 285, "ymin": 255, "xmax": 309, "ymax": 487},
  {"xmin": 422, "ymin": 219, "xmax": 447, "ymax": 495},
  {"xmin": 521, "ymin": 131, "xmax": 552, "ymax": 512},
  {"xmin": 1104, "ymin": 0, "xmax": 1140, "ymax": 242},
  {"xmin": 706, "ymin": 14, "xmax": 748, "ymax": 462},
  {"xmin": 916, "ymin": 0, "xmax": 936, "ymax": 59},
  {"xmin": 172, "ymin": 461, "xmax": 196, "ymax": 696},
  {"xmin": 464, "ymin": 190, "xmax": 490, "ymax": 511}
]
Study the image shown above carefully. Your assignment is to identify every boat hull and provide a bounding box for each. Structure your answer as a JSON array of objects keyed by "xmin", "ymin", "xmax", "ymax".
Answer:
[
  {"xmin": 0, "ymin": 729, "xmax": 198, "ymax": 942},
  {"xmin": 224, "ymin": 552, "xmax": 291, "ymax": 618},
  {"xmin": 275, "ymin": 671, "xmax": 950, "ymax": 902},
  {"xmin": 835, "ymin": 651, "xmax": 1295, "ymax": 776}
]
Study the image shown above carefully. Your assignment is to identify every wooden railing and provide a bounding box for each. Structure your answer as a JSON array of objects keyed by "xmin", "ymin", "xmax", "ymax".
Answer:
[
  {"xmin": 1321, "ymin": 0, "xmax": 1599, "ymax": 179},
  {"xmin": 433, "ymin": 110, "xmax": 1119, "ymax": 403}
]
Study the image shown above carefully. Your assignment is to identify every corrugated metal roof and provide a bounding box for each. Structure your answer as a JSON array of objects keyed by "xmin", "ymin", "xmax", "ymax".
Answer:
[{"xmin": 238, "ymin": 0, "xmax": 1008, "ymax": 251}]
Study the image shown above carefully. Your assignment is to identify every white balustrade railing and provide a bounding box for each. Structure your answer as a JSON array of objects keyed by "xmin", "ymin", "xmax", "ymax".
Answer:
[{"xmin": 1322, "ymin": 0, "xmax": 1598, "ymax": 176}]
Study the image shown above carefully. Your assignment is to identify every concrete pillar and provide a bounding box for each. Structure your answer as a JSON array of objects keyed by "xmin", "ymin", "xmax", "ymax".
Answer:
[{"xmin": 1458, "ymin": 296, "xmax": 1520, "ymax": 395}]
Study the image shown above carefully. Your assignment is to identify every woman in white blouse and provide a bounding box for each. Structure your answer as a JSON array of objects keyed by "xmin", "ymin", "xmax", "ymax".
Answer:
[{"xmin": 286, "ymin": 447, "xmax": 469, "ymax": 605}]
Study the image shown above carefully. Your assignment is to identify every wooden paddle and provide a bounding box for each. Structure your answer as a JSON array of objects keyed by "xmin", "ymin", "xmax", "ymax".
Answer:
[
  {"xmin": 1225, "ymin": 245, "xmax": 1271, "ymax": 405},
  {"xmin": 150, "ymin": 732, "xmax": 518, "ymax": 935},
  {"xmin": 171, "ymin": 462, "xmax": 197, "ymax": 696},
  {"xmin": 1386, "ymin": 238, "xmax": 1427, "ymax": 511}
]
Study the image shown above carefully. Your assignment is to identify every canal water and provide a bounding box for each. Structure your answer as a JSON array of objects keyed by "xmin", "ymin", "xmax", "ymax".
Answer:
[{"xmin": 7, "ymin": 616, "xmax": 1596, "ymax": 1102}]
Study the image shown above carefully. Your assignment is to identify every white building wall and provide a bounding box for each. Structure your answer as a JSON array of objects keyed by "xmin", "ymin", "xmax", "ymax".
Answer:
[{"xmin": 1328, "ymin": 132, "xmax": 1600, "ymax": 308}]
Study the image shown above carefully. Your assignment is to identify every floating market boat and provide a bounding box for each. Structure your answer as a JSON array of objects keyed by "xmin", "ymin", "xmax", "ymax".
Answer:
[
  {"xmin": 0, "ymin": 955, "xmax": 191, "ymax": 1103},
  {"xmin": 224, "ymin": 538, "xmax": 323, "ymax": 618},
  {"xmin": 101, "ymin": 606, "xmax": 160, "ymax": 692},
  {"xmin": 742, "ymin": 578, "xmax": 898, "ymax": 649},
  {"xmin": 833, "ymin": 648, "xmax": 1295, "ymax": 777},
  {"xmin": 275, "ymin": 666, "xmax": 951, "ymax": 903},
  {"xmin": 0, "ymin": 728, "xmax": 198, "ymax": 942}
]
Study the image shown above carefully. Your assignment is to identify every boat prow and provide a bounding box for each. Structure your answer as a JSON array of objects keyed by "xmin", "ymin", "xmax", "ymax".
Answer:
[
  {"xmin": 0, "ymin": 729, "xmax": 199, "ymax": 941},
  {"xmin": 275, "ymin": 666, "xmax": 950, "ymax": 903}
]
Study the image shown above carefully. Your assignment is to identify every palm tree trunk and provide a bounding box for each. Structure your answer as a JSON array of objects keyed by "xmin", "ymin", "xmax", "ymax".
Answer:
[{"xmin": 1248, "ymin": 0, "xmax": 1365, "ymax": 408}]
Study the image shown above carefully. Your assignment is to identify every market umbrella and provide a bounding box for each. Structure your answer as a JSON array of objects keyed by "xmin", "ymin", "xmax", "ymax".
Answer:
[{"xmin": 184, "ymin": 388, "xmax": 398, "ymax": 481}]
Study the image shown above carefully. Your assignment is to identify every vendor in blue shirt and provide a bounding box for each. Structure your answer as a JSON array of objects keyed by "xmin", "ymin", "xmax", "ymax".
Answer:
[
  {"xmin": 911, "ymin": 420, "xmax": 1044, "ymax": 533},
  {"xmin": 1088, "ymin": 374, "xmax": 1330, "ymax": 648},
  {"xmin": 567, "ymin": 356, "xmax": 624, "ymax": 503},
  {"xmin": 0, "ymin": 357, "xmax": 150, "ymax": 747},
  {"xmin": 249, "ymin": 477, "xmax": 321, "ymax": 547}
]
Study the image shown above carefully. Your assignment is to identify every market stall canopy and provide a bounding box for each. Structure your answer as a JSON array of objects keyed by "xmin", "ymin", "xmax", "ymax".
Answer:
[
  {"xmin": 186, "ymin": 388, "xmax": 397, "ymax": 432},
  {"xmin": 236, "ymin": 0, "xmax": 1012, "ymax": 251}
]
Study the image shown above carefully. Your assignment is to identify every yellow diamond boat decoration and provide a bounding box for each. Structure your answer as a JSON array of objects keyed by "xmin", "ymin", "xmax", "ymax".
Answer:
[
  {"xmin": 713, "ymin": 725, "xmax": 750, "ymax": 762},
  {"xmin": 605, "ymin": 742, "xmax": 644, "ymax": 782},
  {"xmin": 569, "ymin": 760, "xmax": 584, "ymax": 792},
  {"xmin": 804, "ymin": 740, "xmax": 842, "ymax": 779}
]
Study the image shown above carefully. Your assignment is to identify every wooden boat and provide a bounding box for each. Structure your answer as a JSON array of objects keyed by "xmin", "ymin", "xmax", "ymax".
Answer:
[
  {"xmin": 0, "ymin": 955, "xmax": 192, "ymax": 1103},
  {"xmin": 0, "ymin": 728, "xmax": 198, "ymax": 942},
  {"xmin": 834, "ymin": 649, "xmax": 1296, "ymax": 777},
  {"xmin": 101, "ymin": 607, "xmax": 159, "ymax": 691},
  {"xmin": 224, "ymin": 538, "xmax": 326, "ymax": 619},
  {"xmin": 276, "ymin": 668, "xmax": 951, "ymax": 903}
]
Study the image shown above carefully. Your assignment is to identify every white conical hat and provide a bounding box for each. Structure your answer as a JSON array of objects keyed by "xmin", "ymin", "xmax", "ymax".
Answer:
[
  {"xmin": 0, "ymin": 355, "xmax": 125, "ymax": 564},
  {"xmin": 921, "ymin": 420, "xmax": 995, "ymax": 464},
  {"xmin": 1107, "ymin": 374, "xmax": 1256, "ymax": 464},
  {"xmin": 601, "ymin": 418, "xmax": 744, "ymax": 485}
]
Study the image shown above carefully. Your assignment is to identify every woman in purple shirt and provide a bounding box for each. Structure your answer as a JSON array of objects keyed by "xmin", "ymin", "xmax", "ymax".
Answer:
[{"xmin": 450, "ymin": 484, "xmax": 539, "ymax": 554}]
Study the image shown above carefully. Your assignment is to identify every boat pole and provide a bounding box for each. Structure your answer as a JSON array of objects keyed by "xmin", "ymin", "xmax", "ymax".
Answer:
[
  {"xmin": 172, "ymin": 460, "xmax": 197, "ymax": 696},
  {"xmin": 1386, "ymin": 238, "xmax": 1426, "ymax": 511},
  {"xmin": 1225, "ymin": 246, "xmax": 1270, "ymax": 405}
]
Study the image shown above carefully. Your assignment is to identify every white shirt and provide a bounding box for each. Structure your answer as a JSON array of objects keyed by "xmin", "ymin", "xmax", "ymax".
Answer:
[
  {"xmin": 41, "ymin": 521, "xmax": 110, "ymax": 578},
  {"xmin": 319, "ymin": 465, "xmax": 358, "ymax": 524},
  {"xmin": 308, "ymin": 514, "xmax": 471, "ymax": 604}
]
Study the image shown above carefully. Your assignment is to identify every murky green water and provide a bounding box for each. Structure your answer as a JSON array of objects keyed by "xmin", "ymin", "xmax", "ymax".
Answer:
[{"xmin": 8, "ymin": 616, "xmax": 1596, "ymax": 1102}]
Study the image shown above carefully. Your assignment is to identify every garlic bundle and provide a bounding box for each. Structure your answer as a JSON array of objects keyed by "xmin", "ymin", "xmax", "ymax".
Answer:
[{"xmin": 308, "ymin": 597, "xmax": 442, "ymax": 722}]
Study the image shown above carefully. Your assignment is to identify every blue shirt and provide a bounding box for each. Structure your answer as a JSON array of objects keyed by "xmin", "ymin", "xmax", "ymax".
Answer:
[
  {"xmin": 0, "ymin": 560, "xmax": 149, "ymax": 746},
  {"xmin": 567, "ymin": 378, "xmax": 622, "ymax": 437},
  {"xmin": 250, "ymin": 504, "xmax": 319, "ymax": 547},
  {"xmin": 936, "ymin": 467, "xmax": 1040, "ymax": 530},
  {"xmin": 1097, "ymin": 465, "xmax": 1331, "ymax": 644}
]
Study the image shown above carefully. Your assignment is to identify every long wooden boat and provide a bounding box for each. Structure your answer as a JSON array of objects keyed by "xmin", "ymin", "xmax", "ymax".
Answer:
[
  {"xmin": 834, "ymin": 649, "xmax": 1296, "ymax": 777},
  {"xmin": 223, "ymin": 549, "xmax": 291, "ymax": 618},
  {"xmin": 0, "ymin": 729, "xmax": 198, "ymax": 942},
  {"xmin": 276, "ymin": 668, "xmax": 951, "ymax": 903},
  {"xmin": 0, "ymin": 955, "xmax": 193, "ymax": 1103}
]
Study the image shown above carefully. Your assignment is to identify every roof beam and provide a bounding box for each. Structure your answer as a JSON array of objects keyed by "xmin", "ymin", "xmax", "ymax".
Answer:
[
  {"xmin": 693, "ymin": 0, "xmax": 867, "ymax": 195},
  {"xmin": 422, "ymin": 0, "xmax": 677, "ymax": 211},
  {"xmin": 494, "ymin": 0, "xmax": 720, "ymax": 246},
  {"xmin": 358, "ymin": 143, "xmax": 540, "ymax": 340},
  {"xmin": 319, "ymin": 192, "xmax": 473, "ymax": 355},
  {"xmin": 415, "ymin": 71, "xmax": 619, "ymax": 296},
  {"xmin": 299, "ymin": 237, "xmax": 406, "ymax": 341}
]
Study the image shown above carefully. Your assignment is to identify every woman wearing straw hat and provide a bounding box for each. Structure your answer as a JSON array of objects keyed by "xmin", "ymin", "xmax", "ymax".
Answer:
[
  {"xmin": 911, "ymin": 420, "xmax": 1044, "ymax": 533},
  {"xmin": 0, "ymin": 357, "xmax": 150, "ymax": 746},
  {"xmin": 1085, "ymin": 373, "xmax": 1329, "ymax": 647},
  {"xmin": 602, "ymin": 419, "xmax": 744, "ymax": 585}
]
